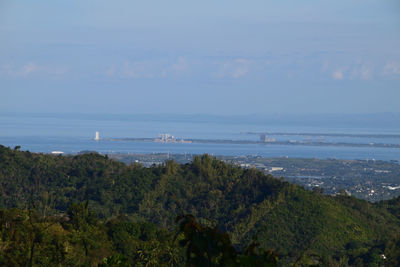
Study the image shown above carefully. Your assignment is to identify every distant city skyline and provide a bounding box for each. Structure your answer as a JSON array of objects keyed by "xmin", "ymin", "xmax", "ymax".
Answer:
[{"xmin": 1, "ymin": 0, "xmax": 399, "ymax": 115}]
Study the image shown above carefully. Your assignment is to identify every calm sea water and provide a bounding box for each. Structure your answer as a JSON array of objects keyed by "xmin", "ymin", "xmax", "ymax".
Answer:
[{"xmin": 1, "ymin": 113, "xmax": 400, "ymax": 161}]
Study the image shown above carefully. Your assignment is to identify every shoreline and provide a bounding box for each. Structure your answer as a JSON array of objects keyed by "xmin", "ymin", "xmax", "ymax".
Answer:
[{"xmin": 107, "ymin": 137, "xmax": 400, "ymax": 149}]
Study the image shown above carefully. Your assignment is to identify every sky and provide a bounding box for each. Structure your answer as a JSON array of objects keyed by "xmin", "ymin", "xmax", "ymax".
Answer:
[{"xmin": 1, "ymin": 0, "xmax": 400, "ymax": 115}]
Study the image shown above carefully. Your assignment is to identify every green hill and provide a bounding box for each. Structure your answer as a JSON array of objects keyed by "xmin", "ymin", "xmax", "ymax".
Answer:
[{"xmin": 0, "ymin": 145, "xmax": 399, "ymax": 265}]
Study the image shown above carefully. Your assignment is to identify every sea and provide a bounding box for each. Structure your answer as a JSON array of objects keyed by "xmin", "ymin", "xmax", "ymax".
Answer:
[{"xmin": 1, "ymin": 113, "xmax": 400, "ymax": 162}]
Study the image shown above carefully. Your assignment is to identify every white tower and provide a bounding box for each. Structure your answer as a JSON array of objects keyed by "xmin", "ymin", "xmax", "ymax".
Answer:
[{"xmin": 94, "ymin": 131, "xmax": 100, "ymax": 141}]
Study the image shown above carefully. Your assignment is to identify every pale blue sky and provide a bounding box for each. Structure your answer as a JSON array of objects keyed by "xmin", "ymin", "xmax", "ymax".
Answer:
[{"xmin": 1, "ymin": 0, "xmax": 399, "ymax": 114}]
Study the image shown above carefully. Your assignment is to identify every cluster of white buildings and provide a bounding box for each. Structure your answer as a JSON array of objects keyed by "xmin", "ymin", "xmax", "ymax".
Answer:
[{"xmin": 154, "ymin": 133, "xmax": 192, "ymax": 143}]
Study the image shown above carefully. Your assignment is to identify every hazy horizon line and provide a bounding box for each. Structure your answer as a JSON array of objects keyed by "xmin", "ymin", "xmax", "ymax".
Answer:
[{"xmin": 1, "ymin": 111, "xmax": 400, "ymax": 117}]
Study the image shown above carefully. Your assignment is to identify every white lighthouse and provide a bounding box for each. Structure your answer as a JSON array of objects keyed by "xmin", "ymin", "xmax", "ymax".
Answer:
[{"xmin": 94, "ymin": 131, "xmax": 100, "ymax": 141}]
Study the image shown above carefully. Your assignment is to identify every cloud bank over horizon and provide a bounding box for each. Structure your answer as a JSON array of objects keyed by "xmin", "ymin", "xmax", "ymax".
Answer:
[{"xmin": 1, "ymin": 0, "xmax": 399, "ymax": 115}]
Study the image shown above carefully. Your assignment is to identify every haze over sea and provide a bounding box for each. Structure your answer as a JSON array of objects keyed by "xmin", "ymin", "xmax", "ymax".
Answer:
[{"xmin": 1, "ymin": 113, "xmax": 400, "ymax": 162}]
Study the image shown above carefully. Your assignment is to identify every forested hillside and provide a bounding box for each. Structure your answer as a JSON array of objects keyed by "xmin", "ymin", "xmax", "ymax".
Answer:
[{"xmin": 0, "ymin": 145, "xmax": 399, "ymax": 266}]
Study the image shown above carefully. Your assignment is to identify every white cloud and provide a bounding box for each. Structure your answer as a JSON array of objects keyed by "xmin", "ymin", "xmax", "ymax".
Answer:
[
  {"xmin": 330, "ymin": 64, "xmax": 374, "ymax": 81},
  {"xmin": 217, "ymin": 58, "xmax": 252, "ymax": 79},
  {"xmin": 383, "ymin": 62, "xmax": 400, "ymax": 75},
  {"xmin": 105, "ymin": 58, "xmax": 190, "ymax": 79},
  {"xmin": 0, "ymin": 62, "xmax": 68, "ymax": 78},
  {"xmin": 360, "ymin": 66, "xmax": 372, "ymax": 80},
  {"xmin": 104, "ymin": 61, "xmax": 157, "ymax": 79},
  {"xmin": 21, "ymin": 62, "xmax": 39, "ymax": 76},
  {"xmin": 332, "ymin": 69, "xmax": 344, "ymax": 80},
  {"xmin": 121, "ymin": 61, "xmax": 155, "ymax": 78},
  {"xmin": 122, "ymin": 62, "xmax": 136, "ymax": 77},
  {"xmin": 161, "ymin": 57, "xmax": 189, "ymax": 77},
  {"xmin": 170, "ymin": 57, "xmax": 188, "ymax": 72},
  {"xmin": 351, "ymin": 64, "xmax": 373, "ymax": 80}
]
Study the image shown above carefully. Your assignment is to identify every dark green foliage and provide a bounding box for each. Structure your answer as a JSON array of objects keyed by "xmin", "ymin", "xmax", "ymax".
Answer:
[
  {"xmin": 176, "ymin": 214, "xmax": 238, "ymax": 266},
  {"xmin": 1, "ymin": 145, "xmax": 400, "ymax": 266},
  {"xmin": 105, "ymin": 216, "xmax": 184, "ymax": 266},
  {"xmin": 378, "ymin": 195, "xmax": 400, "ymax": 219},
  {"xmin": 0, "ymin": 205, "xmax": 184, "ymax": 266},
  {"xmin": 176, "ymin": 214, "xmax": 278, "ymax": 266}
]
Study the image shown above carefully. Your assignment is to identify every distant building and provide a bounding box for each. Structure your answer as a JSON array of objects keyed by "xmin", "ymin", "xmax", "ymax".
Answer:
[
  {"xmin": 51, "ymin": 151, "xmax": 64, "ymax": 155},
  {"xmin": 154, "ymin": 133, "xmax": 192, "ymax": 143},
  {"xmin": 260, "ymin": 133, "xmax": 275, "ymax": 143},
  {"xmin": 268, "ymin": 167, "xmax": 284, "ymax": 172},
  {"xmin": 94, "ymin": 131, "xmax": 100, "ymax": 141}
]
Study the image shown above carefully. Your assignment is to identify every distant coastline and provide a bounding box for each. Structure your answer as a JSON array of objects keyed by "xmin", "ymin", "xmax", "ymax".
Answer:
[
  {"xmin": 242, "ymin": 132, "xmax": 400, "ymax": 139},
  {"xmin": 108, "ymin": 136, "xmax": 400, "ymax": 149}
]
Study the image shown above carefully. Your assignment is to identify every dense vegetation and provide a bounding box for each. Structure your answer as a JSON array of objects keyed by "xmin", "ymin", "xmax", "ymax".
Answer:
[
  {"xmin": 111, "ymin": 153, "xmax": 400, "ymax": 201},
  {"xmin": 0, "ymin": 145, "xmax": 400, "ymax": 266}
]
